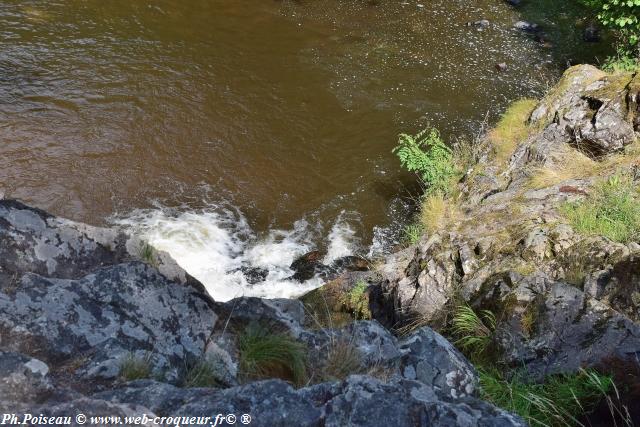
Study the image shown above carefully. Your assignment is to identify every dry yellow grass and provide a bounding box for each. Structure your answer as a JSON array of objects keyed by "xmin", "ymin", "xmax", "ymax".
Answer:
[
  {"xmin": 527, "ymin": 151, "xmax": 596, "ymax": 189},
  {"xmin": 488, "ymin": 99, "xmax": 538, "ymax": 166},
  {"xmin": 420, "ymin": 193, "xmax": 459, "ymax": 234},
  {"xmin": 527, "ymin": 140, "xmax": 640, "ymax": 190}
]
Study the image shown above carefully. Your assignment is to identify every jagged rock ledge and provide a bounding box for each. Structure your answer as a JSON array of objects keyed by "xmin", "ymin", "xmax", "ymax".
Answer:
[{"xmin": 0, "ymin": 200, "xmax": 524, "ymax": 425}]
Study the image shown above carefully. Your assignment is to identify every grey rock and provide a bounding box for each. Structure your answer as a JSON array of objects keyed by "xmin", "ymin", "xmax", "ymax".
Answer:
[
  {"xmin": 0, "ymin": 199, "xmax": 202, "ymax": 291},
  {"xmin": 0, "ymin": 351, "xmax": 52, "ymax": 403},
  {"xmin": 584, "ymin": 255, "xmax": 640, "ymax": 322},
  {"xmin": 94, "ymin": 376, "xmax": 525, "ymax": 427},
  {"xmin": 0, "ymin": 263, "xmax": 217, "ymax": 382},
  {"xmin": 399, "ymin": 327, "xmax": 478, "ymax": 399},
  {"xmin": 479, "ymin": 273, "xmax": 640, "ymax": 379}
]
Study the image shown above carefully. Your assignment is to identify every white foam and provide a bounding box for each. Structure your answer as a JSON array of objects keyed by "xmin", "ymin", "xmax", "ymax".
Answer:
[
  {"xmin": 115, "ymin": 206, "xmax": 357, "ymax": 302},
  {"xmin": 323, "ymin": 216, "xmax": 357, "ymax": 264}
]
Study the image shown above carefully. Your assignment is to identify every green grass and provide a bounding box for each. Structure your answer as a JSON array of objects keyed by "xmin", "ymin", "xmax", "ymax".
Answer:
[
  {"xmin": 346, "ymin": 280, "xmax": 370, "ymax": 320},
  {"xmin": 451, "ymin": 305, "xmax": 496, "ymax": 359},
  {"xmin": 603, "ymin": 53, "xmax": 640, "ymax": 73},
  {"xmin": 403, "ymin": 223, "xmax": 423, "ymax": 244},
  {"xmin": 138, "ymin": 242, "xmax": 157, "ymax": 265},
  {"xmin": 561, "ymin": 174, "xmax": 640, "ymax": 243},
  {"xmin": 119, "ymin": 352, "xmax": 153, "ymax": 381},
  {"xmin": 488, "ymin": 99, "xmax": 538, "ymax": 166},
  {"xmin": 238, "ymin": 323, "xmax": 307, "ymax": 386},
  {"xmin": 480, "ymin": 368, "xmax": 614, "ymax": 427},
  {"xmin": 183, "ymin": 356, "xmax": 225, "ymax": 388}
]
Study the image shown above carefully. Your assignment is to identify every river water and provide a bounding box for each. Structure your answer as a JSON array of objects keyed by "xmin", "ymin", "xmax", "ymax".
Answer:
[{"xmin": 0, "ymin": 0, "xmax": 609, "ymax": 300}]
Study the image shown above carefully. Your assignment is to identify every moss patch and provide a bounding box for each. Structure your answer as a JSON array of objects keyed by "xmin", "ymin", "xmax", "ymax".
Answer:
[
  {"xmin": 300, "ymin": 278, "xmax": 372, "ymax": 329},
  {"xmin": 488, "ymin": 99, "xmax": 538, "ymax": 167}
]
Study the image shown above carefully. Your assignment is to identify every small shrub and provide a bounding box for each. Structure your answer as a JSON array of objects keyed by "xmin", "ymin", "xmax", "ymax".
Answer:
[
  {"xmin": 451, "ymin": 305, "xmax": 496, "ymax": 358},
  {"xmin": 238, "ymin": 323, "xmax": 307, "ymax": 386},
  {"xmin": 561, "ymin": 174, "xmax": 640, "ymax": 243},
  {"xmin": 119, "ymin": 352, "xmax": 153, "ymax": 381},
  {"xmin": 403, "ymin": 223, "xmax": 423, "ymax": 244},
  {"xmin": 488, "ymin": 99, "xmax": 537, "ymax": 166},
  {"xmin": 480, "ymin": 368, "xmax": 615, "ymax": 427},
  {"xmin": 580, "ymin": 0, "xmax": 640, "ymax": 48},
  {"xmin": 183, "ymin": 356, "xmax": 225, "ymax": 388},
  {"xmin": 603, "ymin": 49, "xmax": 640, "ymax": 72},
  {"xmin": 393, "ymin": 128, "xmax": 456, "ymax": 195},
  {"xmin": 346, "ymin": 280, "xmax": 371, "ymax": 320}
]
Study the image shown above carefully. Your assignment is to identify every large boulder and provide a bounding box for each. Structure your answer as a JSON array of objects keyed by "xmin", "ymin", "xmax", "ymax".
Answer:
[
  {"xmin": 90, "ymin": 376, "xmax": 525, "ymax": 427},
  {"xmin": 0, "ymin": 199, "xmax": 202, "ymax": 291},
  {"xmin": 473, "ymin": 272, "xmax": 640, "ymax": 379},
  {"xmin": 399, "ymin": 327, "xmax": 478, "ymax": 399},
  {"xmin": 529, "ymin": 65, "xmax": 637, "ymax": 156},
  {"xmin": 0, "ymin": 263, "xmax": 217, "ymax": 383}
]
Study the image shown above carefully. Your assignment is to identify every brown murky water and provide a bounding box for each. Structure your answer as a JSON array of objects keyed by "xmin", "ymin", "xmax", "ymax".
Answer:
[{"xmin": 0, "ymin": 1, "xmax": 610, "ymax": 298}]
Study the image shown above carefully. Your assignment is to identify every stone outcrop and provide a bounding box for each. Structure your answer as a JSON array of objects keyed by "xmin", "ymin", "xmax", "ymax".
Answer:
[
  {"xmin": 0, "ymin": 200, "xmax": 523, "ymax": 425},
  {"xmin": 372, "ymin": 65, "xmax": 640, "ymax": 380}
]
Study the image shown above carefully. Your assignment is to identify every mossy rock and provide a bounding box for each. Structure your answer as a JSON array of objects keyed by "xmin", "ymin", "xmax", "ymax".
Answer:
[{"xmin": 300, "ymin": 275, "xmax": 372, "ymax": 329}]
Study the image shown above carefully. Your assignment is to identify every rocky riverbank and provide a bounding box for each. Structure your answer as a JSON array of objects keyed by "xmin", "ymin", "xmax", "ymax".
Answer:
[{"xmin": 1, "ymin": 64, "xmax": 639, "ymax": 426}]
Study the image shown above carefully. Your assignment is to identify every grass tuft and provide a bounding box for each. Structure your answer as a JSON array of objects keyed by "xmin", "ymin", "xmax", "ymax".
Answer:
[
  {"xmin": 119, "ymin": 352, "xmax": 153, "ymax": 381},
  {"xmin": 403, "ymin": 223, "xmax": 423, "ymax": 245},
  {"xmin": 488, "ymin": 99, "xmax": 538, "ymax": 166},
  {"xmin": 183, "ymin": 356, "xmax": 225, "ymax": 388},
  {"xmin": 451, "ymin": 305, "xmax": 496, "ymax": 359},
  {"xmin": 345, "ymin": 280, "xmax": 371, "ymax": 320},
  {"xmin": 238, "ymin": 323, "xmax": 307, "ymax": 386},
  {"xmin": 480, "ymin": 368, "xmax": 617, "ymax": 427},
  {"xmin": 562, "ymin": 174, "xmax": 640, "ymax": 243},
  {"xmin": 320, "ymin": 337, "xmax": 363, "ymax": 382}
]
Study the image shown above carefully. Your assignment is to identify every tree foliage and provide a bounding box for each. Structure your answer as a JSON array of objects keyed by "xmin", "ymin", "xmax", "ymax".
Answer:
[
  {"xmin": 392, "ymin": 128, "xmax": 455, "ymax": 195},
  {"xmin": 582, "ymin": 0, "xmax": 640, "ymax": 47}
]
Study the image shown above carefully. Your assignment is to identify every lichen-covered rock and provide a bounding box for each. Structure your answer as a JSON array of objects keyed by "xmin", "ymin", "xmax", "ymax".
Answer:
[
  {"xmin": 92, "ymin": 376, "xmax": 525, "ymax": 427},
  {"xmin": 399, "ymin": 327, "xmax": 478, "ymax": 399},
  {"xmin": 0, "ymin": 199, "xmax": 202, "ymax": 291},
  {"xmin": 0, "ymin": 262, "xmax": 217, "ymax": 382},
  {"xmin": 529, "ymin": 65, "xmax": 637, "ymax": 156},
  {"xmin": 301, "ymin": 376, "xmax": 525, "ymax": 427},
  {"xmin": 476, "ymin": 273, "xmax": 640, "ymax": 379},
  {"xmin": 0, "ymin": 351, "xmax": 52, "ymax": 403},
  {"xmin": 585, "ymin": 255, "xmax": 640, "ymax": 322}
]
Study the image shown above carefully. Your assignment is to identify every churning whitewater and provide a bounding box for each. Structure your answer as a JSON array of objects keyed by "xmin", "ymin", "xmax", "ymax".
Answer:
[{"xmin": 115, "ymin": 206, "xmax": 363, "ymax": 301}]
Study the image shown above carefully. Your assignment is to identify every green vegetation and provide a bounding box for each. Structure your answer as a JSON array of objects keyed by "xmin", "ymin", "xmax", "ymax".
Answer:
[
  {"xmin": 393, "ymin": 128, "xmax": 456, "ymax": 196},
  {"xmin": 344, "ymin": 280, "xmax": 371, "ymax": 320},
  {"xmin": 561, "ymin": 174, "xmax": 640, "ymax": 243},
  {"xmin": 487, "ymin": 99, "xmax": 537, "ymax": 166},
  {"xmin": 581, "ymin": 0, "xmax": 640, "ymax": 48},
  {"xmin": 238, "ymin": 323, "xmax": 307, "ymax": 386},
  {"xmin": 480, "ymin": 368, "xmax": 615, "ymax": 427},
  {"xmin": 138, "ymin": 242, "xmax": 157, "ymax": 265},
  {"xmin": 183, "ymin": 356, "xmax": 225, "ymax": 388},
  {"xmin": 603, "ymin": 48, "xmax": 640, "ymax": 72},
  {"xmin": 451, "ymin": 305, "xmax": 496, "ymax": 359},
  {"xmin": 119, "ymin": 352, "xmax": 153, "ymax": 381},
  {"xmin": 403, "ymin": 223, "xmax": 423, "ymax": 244}
]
